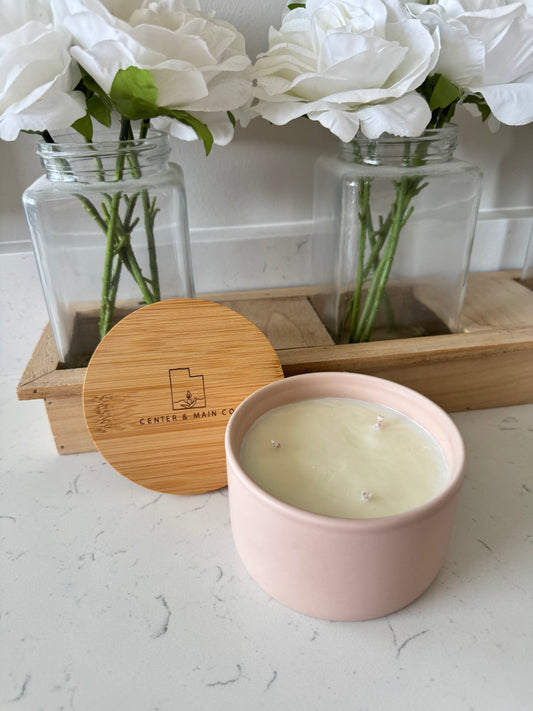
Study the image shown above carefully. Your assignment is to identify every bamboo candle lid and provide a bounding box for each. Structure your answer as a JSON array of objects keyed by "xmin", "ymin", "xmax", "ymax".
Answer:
[{"xmin": 83, "ymin": 299, "xmax": 284, "ymax": 494}]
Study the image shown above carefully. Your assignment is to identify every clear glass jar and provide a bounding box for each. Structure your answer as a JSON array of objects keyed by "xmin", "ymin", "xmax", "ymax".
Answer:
[
  {"xmin": 23, "ymin": 130, "xmax": 195, "ymax": 367},
  {"xmin": 311, "ymin": 125, "xmax": 483, "ymax": 343}
]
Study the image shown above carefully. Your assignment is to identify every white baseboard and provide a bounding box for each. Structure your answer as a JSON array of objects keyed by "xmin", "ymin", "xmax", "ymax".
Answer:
[
  {"xmin": 1, "ymin": 209, "xmax": 532, "ymax": 376},
  {"xmin": 2, "ymin": 208, "xmax": 532, "ymax": 290}
]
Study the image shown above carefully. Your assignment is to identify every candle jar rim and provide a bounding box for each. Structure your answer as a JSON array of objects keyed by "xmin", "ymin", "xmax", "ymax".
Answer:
[{"xmin": 225, "ymin": 372, "xmax": 465, "ymax": 530}]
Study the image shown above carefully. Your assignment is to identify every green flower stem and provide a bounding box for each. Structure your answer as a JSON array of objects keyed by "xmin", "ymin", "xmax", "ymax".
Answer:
[
  {"xmin": 125, "ymin": 119, "xmax": 162, "ymax": 301},
  {"xmin": 345, "ymin": 177, "xmax": 371, "ymax": 336},
  {"xmin": 85, "ymin": 118, "xmax": 163, "ymax": 340},
  {"xmin": 344, "ymin": 137, "xmax": 430, "ymax": 343},
  {"xmin": 353, "ymin": 177, "xmax": 417, "ymax": 342},
  {"xmin": 110, "ymin": 119, "xmax": 159, "ymax": 307},
  {"xmin": 81, "ymin": 189, "xmax": 156, "ymax": 310},
  {"xmin": 99, "ymin": 191, "xmax": 123, "ymax": 338},
  {"xmin": 142, "ymin": 191, "xmax": 161, "ymax": 301},
  {"xmin": 75, "ymin": 192, "xmax": 125, "ymax": 337},
  {"xmin": 75, "ymin": 189, "xmax": 151, "ymax": 339},
  {"xmin": 140, "ymin": 119, "xmax": 150, "ymax": 139},
  {"xmin": 106, "ymin": 256, "xmax": 123, "ymax": 323},
  {"xmin": 102, "ymin": 193, "xmax": 156, "ymax": 304},
  {"xmin": 76, "ymin": 193, "xmax": 108, "ymax": 233},
  {"xmin": 97, "ymin": 125, "xmax": 130, "ymax": 339},
  {"xmin": 116, "ymin": 244, "xmax": 155, "ymax": 303},
  {"xmin": 40, "ymin": 120, "xmax": 166, "ymax": 349}
]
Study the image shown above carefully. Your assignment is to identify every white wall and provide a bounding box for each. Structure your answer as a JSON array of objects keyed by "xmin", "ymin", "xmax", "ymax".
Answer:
[{"xmin": 1, "ymin": 0, "xmax": 533, "ymax": 268}]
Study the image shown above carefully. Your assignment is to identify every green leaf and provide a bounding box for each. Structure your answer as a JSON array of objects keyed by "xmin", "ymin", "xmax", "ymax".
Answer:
[
  {"xmin": 429, "ymin": 75, "xmax": 461, "ymax": 111},
  {"xmin": 79, "ymin": 68, "xmax": 103, "ymax": 95},
  {"xmin": 87, "ymin": 94, "xmax": 112, "ymax": 127},
  {"xmin": 110, "ymin": 67, "xmax": 160, "ymax": 121},
  {"xmin": 72, "ymin": 112, "xmax": 93, "ymax": 141},
  {"xmin": 108, "ymin": 66, "xmax": 214, "ymax": 154},
  {"xmin": 78, "ymin": 67, "xmax": 113, "ymax": 109},
  {"xmin": 227, "ymin": 110, "xmax": 236, "ymax": 128},
  {"xmin": 288, "ymin": 2, "xmax": 306, "ymax": 8},
  {"xmin": 463, "ymin": 93, "xmax": 491, "ymax": 122},
  {"xmin": 419, "ymin": 73, "xmax": 461, "ymax": 111},
  {"xmin": 165, "ymin": 109, "xmax": 214, "ymax": 156}
]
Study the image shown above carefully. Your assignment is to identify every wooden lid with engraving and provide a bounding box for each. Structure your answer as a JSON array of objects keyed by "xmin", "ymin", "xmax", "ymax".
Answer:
[{"xmin": 83, "ymin": 299, "xmax": 284, "ymax": 494}]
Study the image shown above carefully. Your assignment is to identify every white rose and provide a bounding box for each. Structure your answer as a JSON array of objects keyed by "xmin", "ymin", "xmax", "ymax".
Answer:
[
  {"xmin": 410, "ymin": 0, "xmax": 533, "ymax": 125},
  {"xmin": 53, "ymin": 0, "xmax": 252, "ymax": 145},
  {"xmin": 0, "ymin": 1, "xmax": 85, "ymax": 141},
  {"xmin": 252, "ymin": 0, "xmax": 438, "ymax": 141},
  {"xmin": 3, "ymin": 0, "xmax": 51, "ymax": 31}
]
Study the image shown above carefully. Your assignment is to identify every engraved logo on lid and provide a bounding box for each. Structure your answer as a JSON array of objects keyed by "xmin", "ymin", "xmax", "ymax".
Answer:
[{"xmin": 169, "ymin": 368, "xmax": 206, "ymax": 410}]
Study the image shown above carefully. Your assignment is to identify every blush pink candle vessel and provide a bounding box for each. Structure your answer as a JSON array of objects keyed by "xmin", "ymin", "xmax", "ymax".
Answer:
[{"xmin": 225, "ymin": 372, "xmax": 466, "ymax": 621}]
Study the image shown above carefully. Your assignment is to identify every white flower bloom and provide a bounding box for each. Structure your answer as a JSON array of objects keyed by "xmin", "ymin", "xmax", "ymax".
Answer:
[
  {"xmin": 52, "ymin": 0, "xmax": 252, "ymax": 145},
  {"xmin": 0, "ymin": 1, "xmax": 85, "ymax": 141},
  {"xmin": 252, "ymin": 0, "xmax": 439, "ymax": 141},
  {"xmin": 410, "ymin": 0, "xmax": 533, "ymax": 125},
  {"xmin": 3, "ymin": 0, "xmax": 52, "ymax": 31}
]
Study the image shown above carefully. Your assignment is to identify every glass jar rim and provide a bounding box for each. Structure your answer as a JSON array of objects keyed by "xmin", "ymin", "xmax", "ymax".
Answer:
[
  {"xmin": 36, "ymin": 129, "xmax": 172, "ymax": 182},
  {"xmin": 36, "ymin": 129, "xmax": 169, "ymax": 158},
  {"xmin": 337, "ymin": 124, "xmax": 459, "ymax": 165}
]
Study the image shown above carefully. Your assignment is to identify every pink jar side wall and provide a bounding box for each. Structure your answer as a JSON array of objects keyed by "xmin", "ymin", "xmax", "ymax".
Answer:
[
  {"xmin": 225, "ymin": 372, "xmax": 466, "ymax": 621},
  {"xmin": 228, "ymin": 462, "xmax": 462, "ymax": 621}
]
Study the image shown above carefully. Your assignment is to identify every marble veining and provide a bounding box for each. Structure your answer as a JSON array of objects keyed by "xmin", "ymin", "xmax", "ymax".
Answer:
[{"xmin": 1, "ymin": 373, "xmax": 532, "ymax": 710}]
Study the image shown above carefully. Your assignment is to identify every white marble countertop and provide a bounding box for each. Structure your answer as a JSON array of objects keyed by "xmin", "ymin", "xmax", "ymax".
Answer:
[{"xmin": 1, "ymin": 368, "xmax": 532, "ymax": 710}]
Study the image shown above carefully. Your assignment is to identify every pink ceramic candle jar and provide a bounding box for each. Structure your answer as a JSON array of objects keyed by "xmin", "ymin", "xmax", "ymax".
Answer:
[{"xmin": 225, "ymin": 372, "xmax": 465, "ymax": 621}]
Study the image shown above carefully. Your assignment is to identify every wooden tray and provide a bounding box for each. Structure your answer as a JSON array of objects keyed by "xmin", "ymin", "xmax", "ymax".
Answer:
[{"xmin": 17, "ymin": 270, "xmax": 533, "ymax": 454}]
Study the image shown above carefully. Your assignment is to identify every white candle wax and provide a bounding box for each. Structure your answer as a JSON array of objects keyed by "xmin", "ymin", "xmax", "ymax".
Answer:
[{"xmin": 238, "ymin": 398, "xmax": 448, "ymax": 519}]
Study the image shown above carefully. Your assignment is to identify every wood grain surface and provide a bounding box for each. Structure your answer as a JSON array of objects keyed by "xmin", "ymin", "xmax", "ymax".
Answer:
[
  {"xmin": 17, "ymin": 272, "xmax": 533, "ymax": 456},
  {"xmin": 82, "ymin": 299, "xmax": 284, "ymax": 494}
]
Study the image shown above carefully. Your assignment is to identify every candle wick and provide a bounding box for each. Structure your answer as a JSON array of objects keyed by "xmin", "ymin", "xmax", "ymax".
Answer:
[
  {"xmin": 374, "ymin": 415, "xmax": 385, "ymax": 429},
  {"xmin": 361, "ymin": 489, "xmax": 373, "ymax": 502},
  {"xmin": 271, "ymin": 439, "xmax": 281, "ymax": 448}
]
